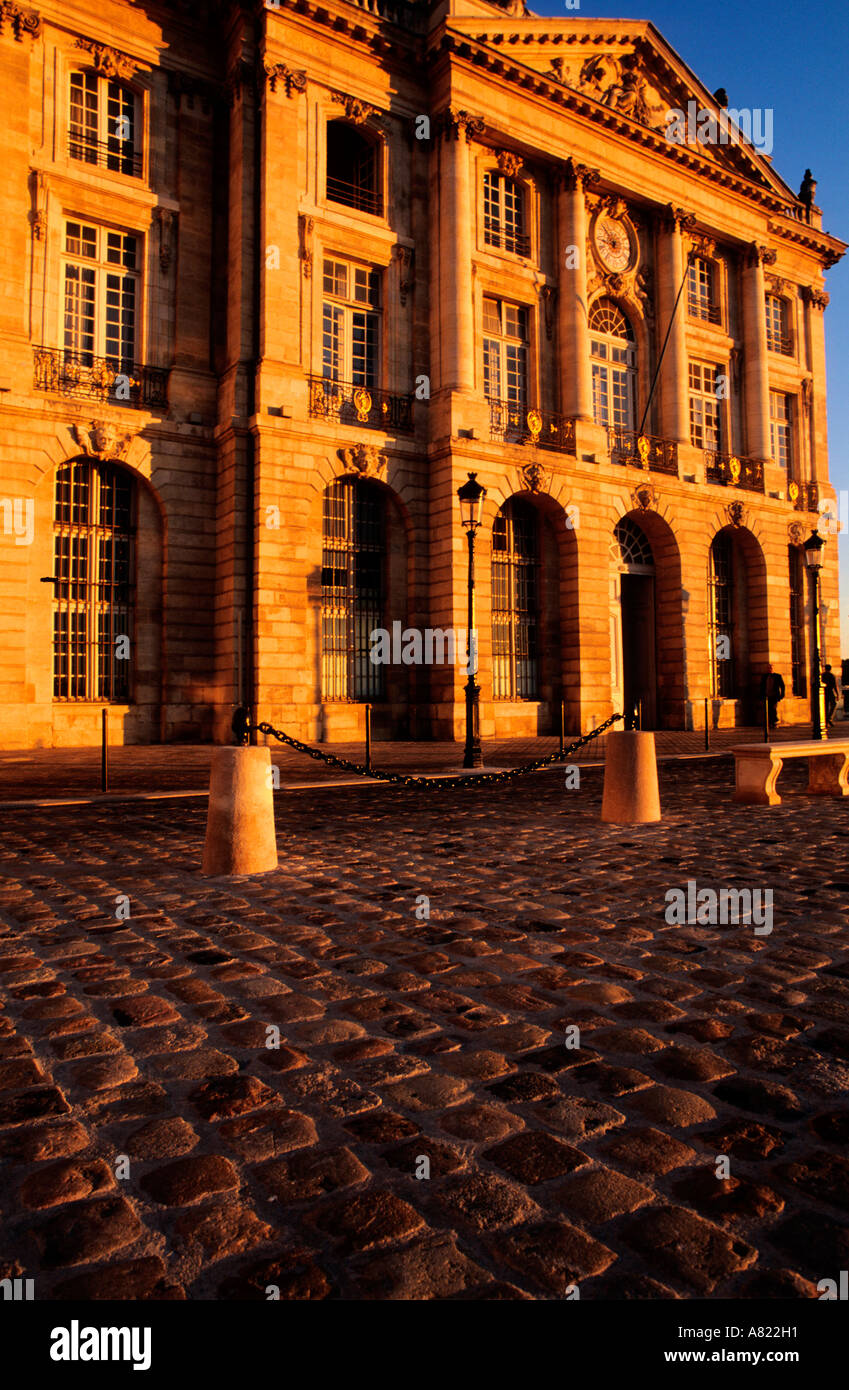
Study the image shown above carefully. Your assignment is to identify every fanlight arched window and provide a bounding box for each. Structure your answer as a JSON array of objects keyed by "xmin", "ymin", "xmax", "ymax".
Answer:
[
  {"xmin": 491, "ymin": 499, "xmax": 540, "ymax": 700},
  {"xmin": 590, "ymin": 298, "xmax": 636, "ymax": 431},
  {"xmin": 326, "ymin": 121, "xmax": 382, "ymax": 217},
  {"xmin": 52, "ymin": 460, "xmax": 135, "ymax": 701},
  {"xmin": 613, "ymin": 516, "xmax": 654, "ymax": 572},
  {"xmin": 321, "ymin": 479, "xmax": 386, "ymax": 701}
]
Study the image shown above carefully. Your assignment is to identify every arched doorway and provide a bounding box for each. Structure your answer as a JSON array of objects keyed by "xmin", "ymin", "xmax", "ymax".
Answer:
[
  {"xmin": 611, "ymin": 516, "xmax": 656, "ymax": 726},
  {"xmin": 610, "ymin": 511, "xmax": 686, "ymax": 729},
  {"xmin": 708, "ymin": 525, "xmax": 769, "ymax": 720}
]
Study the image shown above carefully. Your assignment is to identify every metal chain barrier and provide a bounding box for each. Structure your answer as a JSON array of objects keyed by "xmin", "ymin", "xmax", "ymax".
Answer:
[{"xmin": 245, "ymin": 712, "xmax": 624, "ymax": 789}]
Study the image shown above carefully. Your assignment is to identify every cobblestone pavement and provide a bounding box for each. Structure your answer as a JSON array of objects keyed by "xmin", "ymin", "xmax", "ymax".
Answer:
[
  {"xmin": 1, "ymin": 719, "xmax": 846, "ymax": 801},
  {"xmin": 1, "ymin": 757, "xmax": 848, "ymax": 1301}
]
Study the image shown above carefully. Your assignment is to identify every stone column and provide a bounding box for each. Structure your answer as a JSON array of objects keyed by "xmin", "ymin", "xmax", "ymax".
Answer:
[
  {"xmin": 656, "ymin": 206, "xmax": 694, "ymax": 446},
  {"xmin": 741, "ymin": 243, "xmax": 774, "ymax": 461},
  {"xmin": 438, "ymin": 110, "xmax": 481, "ymax": 394},
  {"xmin": 557, "ymin": 161, "xmax": 598, "ymax": 421},
  {"xmin": 801, "ymin": 285, "xmax": 830, "ymax": 481}
]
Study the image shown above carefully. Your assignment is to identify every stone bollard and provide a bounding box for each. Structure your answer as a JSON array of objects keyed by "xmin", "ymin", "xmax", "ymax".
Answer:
[
  {"xmin": 601, "ymin": 730, "xmax": 661, "ymax": 824},
  {"xmin": 202, "ymin": 746, "xmax": 278, "ymax": 876}
]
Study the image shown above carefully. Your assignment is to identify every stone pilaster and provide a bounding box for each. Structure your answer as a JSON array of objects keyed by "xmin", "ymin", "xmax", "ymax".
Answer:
[
  {"xmin": 557, "ymin": 160, "xmax": 598, "ymax": 421},
  {"xmin": 657, "ymin": 206, "xmax": 695, "ymax": 446},
  {"xmin": 801, "ymin": 284, "xmax": 831, "ymax": 482}
]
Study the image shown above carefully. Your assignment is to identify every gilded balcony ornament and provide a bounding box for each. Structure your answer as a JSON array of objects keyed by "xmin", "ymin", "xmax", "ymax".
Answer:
[
  {"xmin": 729, "ymin": 455, "xmax": 741, "ymax": 482},
  {"xmin": 353, "ymin": 388, "xmax": 373, "ymax": 422},
  {"xmin": 788, "ymin": 480, "xmax": 799, "ymax": 502},
  {"xmin": 526, "ymin": 409, "xmax": 542, "ymax": 442}
]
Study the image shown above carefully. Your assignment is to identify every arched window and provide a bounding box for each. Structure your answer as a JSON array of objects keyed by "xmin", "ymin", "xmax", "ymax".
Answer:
[
  {"xmin": 483, "ymin": 170, "xmax": 528, "ymax": 256},
  {"xmin": 326, "ymin": 121, "xmax": 382, "ymax": 217},
  {"xmin": 52, "ymin": 460, "xmax": 135, "ymax": 701},
  {"xmin": 613, "ymin": 516, "xmax": 654, "ymax": 572},
  {"xmin": 491, "ymin": 499, "xmax": 539, "ymax": 700},
  {"xmin": 590, "ymin": 298, "xmax": 636, "ymax": 430},
  {"xmin": 322, "ymin": 479, "xmax": 386, "ymax": 701},
  {"xmin": 709, "ymin": 533, "xmax": 735, "ymax": 697}
]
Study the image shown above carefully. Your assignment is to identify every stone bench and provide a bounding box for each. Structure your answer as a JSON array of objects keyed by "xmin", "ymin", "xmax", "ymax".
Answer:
[{"xmin": 732, "ymin": 740, "xmax": 849, "ymax": 806}]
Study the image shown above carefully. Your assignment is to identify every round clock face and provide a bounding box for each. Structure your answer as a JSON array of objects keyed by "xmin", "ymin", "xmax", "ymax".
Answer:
[{"xmin": 595, "ymin": 215, "xmax": 632, "ymax": 272}]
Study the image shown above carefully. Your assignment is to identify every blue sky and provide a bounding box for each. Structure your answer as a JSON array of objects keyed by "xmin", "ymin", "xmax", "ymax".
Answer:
[{"xmin": 530, "ymin": 0, "xmax": 849, "ymax": 651}]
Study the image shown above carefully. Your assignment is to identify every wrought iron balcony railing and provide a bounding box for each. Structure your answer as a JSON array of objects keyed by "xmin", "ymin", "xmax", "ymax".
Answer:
[
  {"xmin": 326, "ymin": 177, "xmax": 383, "ymax": 218},
  {"xmin": 790, "ymin": 480, "xmax": 819, "ymax": 512},
  {"xmin": 309, "ymin": 376, "xmax": 413, "ymax": 433},
  {"xmin": 68, "ymin": 135, "xmax": 142, "ymax": 178},
  {"xmin": 688, "ymin": 299, "xmax": 722, "ymax": 326},
  {"xmin": 34, "ymin": 347, "xmax": 169, "ymax": 409},
  {"xmin": 704, "ymin": 451, "xmax": 765, "ymax": 492},
  {"xmin": 488, "ymin": 400, "xmax": 576, "ymax": 453},
  {"xmin": 766, "ymin": 332, "xmax": 794, "ymax": 356},
  {"xmin": 608, "ymin": 427, "xmax": 678, "ymax": 476},
  {"xmin": 484, "ymin": 228, "xmax": 532, "ymax": 258}
]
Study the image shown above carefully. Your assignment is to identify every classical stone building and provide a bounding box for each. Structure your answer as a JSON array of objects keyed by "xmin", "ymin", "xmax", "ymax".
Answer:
[{"xmin": 0, "ymin": 0, "xmax": 844, "ymax": 748}]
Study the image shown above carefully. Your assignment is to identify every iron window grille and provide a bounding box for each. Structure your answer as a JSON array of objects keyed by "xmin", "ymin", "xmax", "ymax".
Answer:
[
  {"xmin": 321, "ymin": 479, "xmax": 386, "ymax": 702},
  {"xmin": 789, "ymin": 544, "xmax": 807, "ymax": 697},
  {"xmin": 52, "ymin": 459, "xmax": 135, "ymax": 702},
  {"xmin": 491, "ymin": 499, "xmax": 540, "ymax": 701},
  {"xmin": 709, "ymin": 532, "xmax": 735, "ymax": 698}
]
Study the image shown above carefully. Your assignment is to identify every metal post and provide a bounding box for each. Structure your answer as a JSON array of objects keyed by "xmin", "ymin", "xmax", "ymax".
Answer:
[
  {"xmin": 704, "ymin": 696, "xmax": 709, "ymax": 751},
  {"xmin": 463, "ymin": 526, "xmax": 483, "ymax": 769},
  {"xmin": 763, "ymin": 698, "xmax": 770, "ymax": 743},
  {"xmin": 365, "ymin": 703, "xmax": 371, "ymax": 772},
  {"xmin": 811, "ymin": 568, "xmax": 823, "ymax": 740},
  {"xmin": 559, "ymin": 699, "xmax": 564, "ymax": 755},
  {"xmin": 101, "ymin": 708, "xmax": 108, "ymax": 793},
  {"xmin": 637, "ymin": 698, "xmax": 642, "ymax": 731}
]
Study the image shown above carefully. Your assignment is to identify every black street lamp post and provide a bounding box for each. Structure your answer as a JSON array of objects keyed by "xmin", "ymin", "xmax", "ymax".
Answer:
[
  {"xmin": 804, "ymin": 527, "xmax": 826, "ymax": 740},
  {"xmin": 457, "ymin": 472, "xmax": 486, "ymax": 769}
]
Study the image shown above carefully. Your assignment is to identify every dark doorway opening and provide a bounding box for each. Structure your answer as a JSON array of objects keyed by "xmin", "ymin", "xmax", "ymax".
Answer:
[{"xmin": 621, "ymin": 572, "xmax": 657, "ymax": 729}]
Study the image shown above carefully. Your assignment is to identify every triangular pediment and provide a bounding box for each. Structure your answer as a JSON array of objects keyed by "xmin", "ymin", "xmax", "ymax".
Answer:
[{"xmin": 444, "ymin": 15, "xmax": 799, "ymax": 204}]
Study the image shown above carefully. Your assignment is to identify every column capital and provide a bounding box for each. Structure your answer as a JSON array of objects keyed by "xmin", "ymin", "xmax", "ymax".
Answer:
[
  {"xmin": 439, "ymin": 109, "xmax": 486, "ymax": 143},
  {"xmin": 263, "ymin": 62, "xmax": 306, "ymax": 97},
  {"xmin": 746, "ymin": 241, "xmax": 778, "ymax": 268},
  {"xmin": 662, "ymin": 204, "xmax": 697, "ymax": 233},
  {"xmin": 801, "ymin": 284, "xmax": 830, "ymax": 310},
  {"xmin": 557, "ymin": 158, "xmax": 601, "ymax": 192}
]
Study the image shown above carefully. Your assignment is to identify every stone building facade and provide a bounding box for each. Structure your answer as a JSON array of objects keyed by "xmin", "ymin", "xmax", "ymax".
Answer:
[{"xmin": 0, "ymin": 0, "xmax": 844, "ymax": 748}]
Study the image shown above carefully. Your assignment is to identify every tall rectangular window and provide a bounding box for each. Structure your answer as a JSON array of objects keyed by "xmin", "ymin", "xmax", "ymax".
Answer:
[
  {"xmin": 483, "ymin": 297, "xmax": 528, "ymax": 408},
  {"xmin": 709, "ymin": 533, "xmax": 734, "ymax": 698},
  {"xmin": 689, "ymin": 361, "xmax": 722, "ymax": 450},
  {"xmin": 62, "ymin": 221, "xmax": 139, "ymax": 371},
  {"xmin": 491, "ymin": 501, "xmax": 539, "ymax": 700},
  {"xmin": 321, "ymin": 258, "xmax": 380, "ymax": 387},
  {"xmin": 770, "ymin": 391, "xmax": 793, "ymax": 474},
  {"xmin": 483, "ymin": 171, "xmax": 528, "ymax": 256},
  {"xmin": 69, "ymin": 71, "xmax": 140, "ymax": 176},
  {"xmin": 687, "ymin": 257, "xmax": 719, "ymax": 323},
  {"xmin": 765, "ymin": 293, "xmax": 791, "ymax": 355},
  {"xmin": 321, "ymin": 480, "xmax": 385, "ymax": 702}
]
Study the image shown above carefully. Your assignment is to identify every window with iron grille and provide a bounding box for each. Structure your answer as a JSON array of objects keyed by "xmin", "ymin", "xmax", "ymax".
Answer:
[
  {"xmin": 687, "ymin": 257, "xmax": 719, "ymax": 323},
  {"xmin": 321, "ymin": 479, "xmax": 386, "ymax": 702},
  {"xmin": 62, "ymin": 221, "xmax": 139, "ymax": 371},
  {"xmin": 491, "ymin": 500, "xmax": 540, "ymax": 700},
  {"xmin": 709, "ymin": 532, "xmax": 734, "ymax": 697},
  {"xmin": 483, "ymin": 171, "xmax": 528, "ymax": 256},
  {"xmin": 590, "ymin": 298, "xmax": 635, "ymax": 430},
  {"xmin": 765, "ymin": 293, "xmax": 791, "ymax": 354},
  {"xmin": 770, "ymin": 391, "xmax": 793, "ymax": 474},
  {"xmin": 322, "ymin": 257, "xmax": 381, "ymax": 387},
  {"xmin": 789, "ymin": 545, "xmax": 807, "ymax": 697},
  {"xmin": 69, "ymin": 70, "xmax": 140, "ymax": 176},
  {"xmin": 483, "ymin": 297, "xmax": 529, "ymax": 408},
  {"xmin": 52, "ymin": 460, "xmax": 135, "ymax": 702},
  {"xmin": 689, "ymin": 360, "xmax": 722, "ymax": 450},
  {"xmin": 326, "ymin": 121, "xmax": 382, "ymax": 217}
]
